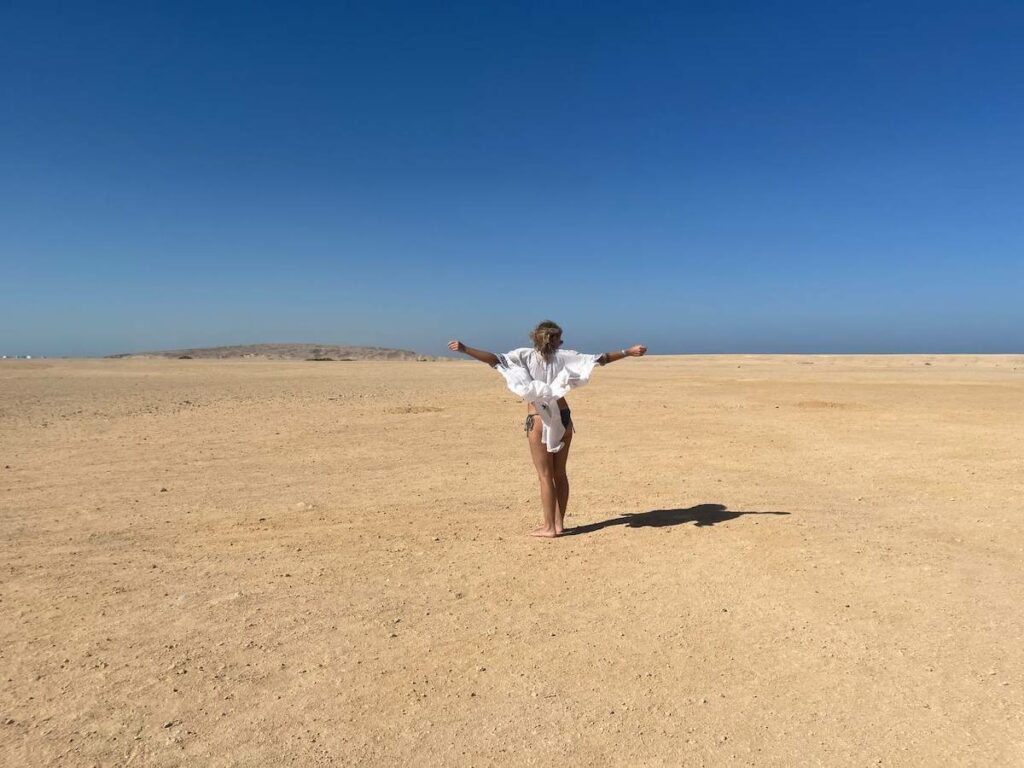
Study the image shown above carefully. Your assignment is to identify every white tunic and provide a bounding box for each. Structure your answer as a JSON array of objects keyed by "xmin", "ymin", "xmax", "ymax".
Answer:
[{"xmin": 495, "ymin": 348, "xmax": 601, "ymax": 453}]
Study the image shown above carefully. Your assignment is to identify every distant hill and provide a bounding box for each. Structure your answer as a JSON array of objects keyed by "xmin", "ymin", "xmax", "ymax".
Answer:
[{"xmin": 106, "ymin": 343, "xmax": 443, "ymax": 361}]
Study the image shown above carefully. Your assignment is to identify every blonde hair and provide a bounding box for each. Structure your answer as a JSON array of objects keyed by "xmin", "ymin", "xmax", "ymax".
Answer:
[{"xmin": 530, "ymin": 320, "xmax": 563, "ymax": 358}]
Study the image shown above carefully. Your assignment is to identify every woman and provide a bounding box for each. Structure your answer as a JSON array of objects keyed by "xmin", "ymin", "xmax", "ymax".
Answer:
[{"xmin": 448, "ymin": 320, "xmax": 647, "ymax": 538}]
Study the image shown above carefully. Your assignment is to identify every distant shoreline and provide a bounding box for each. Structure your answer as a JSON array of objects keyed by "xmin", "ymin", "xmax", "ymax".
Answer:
[
  {"xmin": 99, "ymin": 343, "xmax": 444, "ymax": 362},
  {"xmin": 4, "ymin": 352, "xmax": 1020, "ymax": 361}
]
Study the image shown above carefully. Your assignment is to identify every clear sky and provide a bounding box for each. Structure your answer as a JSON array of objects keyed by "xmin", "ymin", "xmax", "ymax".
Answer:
[{"xmin": 2, "ymin": 1, "xmax": 1021, "ymax": 356}]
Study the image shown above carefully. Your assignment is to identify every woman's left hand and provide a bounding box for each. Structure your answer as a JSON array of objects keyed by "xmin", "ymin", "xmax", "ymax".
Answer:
[{"xmin": 627, "ymin": 344, "xmax": 648, "ymax": 357}]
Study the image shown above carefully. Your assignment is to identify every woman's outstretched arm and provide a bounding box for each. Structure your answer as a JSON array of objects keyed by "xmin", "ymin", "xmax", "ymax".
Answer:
[
  {"xmin": 448, "ymin": 340, "xmax": 500, "ymax": 367},
  {"xmin": 597, "ymin": 344, "xmax": 647, "ymax": 366}
]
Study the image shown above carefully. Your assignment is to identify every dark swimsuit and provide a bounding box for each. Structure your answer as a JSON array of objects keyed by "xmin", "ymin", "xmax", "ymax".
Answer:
[{"xmin": 524, "ymin": 407, "xmax": 572, "ymax": 434}]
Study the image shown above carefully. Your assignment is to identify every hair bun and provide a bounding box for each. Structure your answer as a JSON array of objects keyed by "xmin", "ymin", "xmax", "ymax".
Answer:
[{"xmin": 530, "ymin": 320, "xmax": 562, "ymax": 358}]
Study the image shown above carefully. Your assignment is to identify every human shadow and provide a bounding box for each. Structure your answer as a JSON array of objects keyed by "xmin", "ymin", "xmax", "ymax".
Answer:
[{"xmin": 561, "ymin": 503, "xmax": 789, "ymax": 536}]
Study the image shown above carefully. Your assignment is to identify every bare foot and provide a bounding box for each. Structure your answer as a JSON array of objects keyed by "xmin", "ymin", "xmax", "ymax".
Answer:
[{"xmin": 529, "ymin": 526, "xmax": 558, "ymax": 538}]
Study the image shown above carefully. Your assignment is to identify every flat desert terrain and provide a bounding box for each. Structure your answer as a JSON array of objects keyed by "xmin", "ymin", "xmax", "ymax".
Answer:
[{"xmin": 1, "ymin": 355, "xmax": 1022, "ymax": 767}]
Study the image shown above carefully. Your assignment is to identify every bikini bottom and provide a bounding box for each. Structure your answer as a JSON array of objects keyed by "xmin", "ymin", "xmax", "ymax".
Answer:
[{"xmin": 524, "ymin": 407, "xmax": 572, "ymax": 434}]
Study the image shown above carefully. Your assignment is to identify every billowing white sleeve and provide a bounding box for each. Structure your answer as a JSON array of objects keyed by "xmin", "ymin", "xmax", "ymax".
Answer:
[
  {"xmin": 494, "ymin": 348, "xmax": 536, "ymax": 400},
  {"xmin": 495, "ymin": 348, "xmax": 530, "ymax": 370},
  {"xmin": 557, "ymin": 349, "xmax": 601, "ymax": 387}
]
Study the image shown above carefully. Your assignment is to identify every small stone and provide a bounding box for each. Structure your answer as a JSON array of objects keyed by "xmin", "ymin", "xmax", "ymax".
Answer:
[
  {"xmin": 163, "ymin": 720, "xmax": 175, "ymax": 728},
  {"xmin": 160, "ymin": 488, "xmax": 168, "ymax": 492}
]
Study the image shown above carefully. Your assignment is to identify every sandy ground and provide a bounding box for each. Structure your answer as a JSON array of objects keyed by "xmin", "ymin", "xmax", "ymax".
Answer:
[{"xmin": 1, "ymin": 355, "xmax": 1022, "ymax": 766}]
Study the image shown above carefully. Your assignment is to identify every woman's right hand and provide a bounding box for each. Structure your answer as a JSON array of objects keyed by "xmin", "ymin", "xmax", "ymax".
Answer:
[{"xmin": 448, "ymin": 339, "xmax": 466, "ymax": 353}]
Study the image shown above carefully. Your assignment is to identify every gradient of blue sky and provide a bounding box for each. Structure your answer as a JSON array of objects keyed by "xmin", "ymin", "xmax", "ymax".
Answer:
[{"xmin": 1, "ymin": 1, "xmax": 1021, "ymax": 356}]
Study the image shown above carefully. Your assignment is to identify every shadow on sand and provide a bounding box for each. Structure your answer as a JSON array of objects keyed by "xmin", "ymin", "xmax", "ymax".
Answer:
[{"xmin": 562, "ymin": 503, "xmax": 789, "ymax": 536}]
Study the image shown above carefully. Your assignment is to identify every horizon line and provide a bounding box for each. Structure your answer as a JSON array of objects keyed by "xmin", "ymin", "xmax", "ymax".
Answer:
[{"xmin": 3, "ymin": 350, "xmax": 1022, "ymax": 360}]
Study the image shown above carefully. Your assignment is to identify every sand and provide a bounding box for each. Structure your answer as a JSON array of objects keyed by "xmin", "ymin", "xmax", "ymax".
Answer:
[{"xmin": 1, "ymin": 355, "xmax": 1022, "ymax": 766}]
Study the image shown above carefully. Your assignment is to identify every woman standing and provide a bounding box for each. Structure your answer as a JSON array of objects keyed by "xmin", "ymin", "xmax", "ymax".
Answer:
[{"xmin": 448, "ymin": 321, "xmax": 647, "ymax": 538}]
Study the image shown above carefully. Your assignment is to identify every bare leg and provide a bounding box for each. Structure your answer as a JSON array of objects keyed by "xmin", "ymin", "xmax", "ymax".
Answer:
[
  {"xmin": 527, "ymin": 417, "xmax": 558, "ymax": 537},
  {"xmin": 553, "ymin": 425, "xmax": 573, "ymax": 534}
]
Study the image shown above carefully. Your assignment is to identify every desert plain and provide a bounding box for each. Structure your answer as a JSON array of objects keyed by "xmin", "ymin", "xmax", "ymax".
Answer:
[{"xmin": 1, "ymin": 355, "xmax": 1022, "ymax": 767}]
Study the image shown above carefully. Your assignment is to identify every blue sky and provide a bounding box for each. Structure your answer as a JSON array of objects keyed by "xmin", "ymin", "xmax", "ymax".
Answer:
[{"xmin": 1, "ymin": 1, "xmax": 1021, "ymax": 356}]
